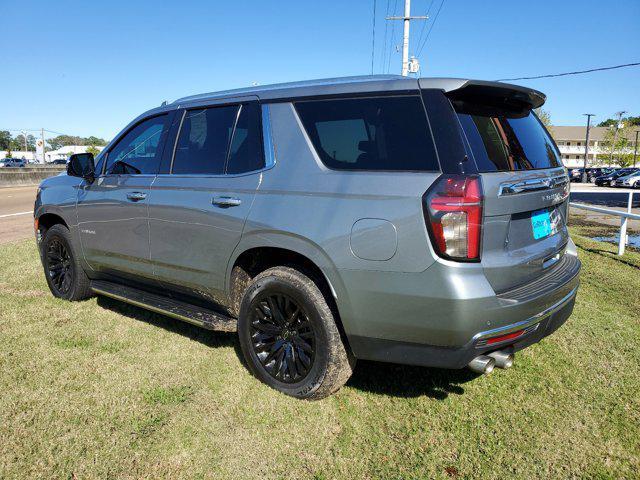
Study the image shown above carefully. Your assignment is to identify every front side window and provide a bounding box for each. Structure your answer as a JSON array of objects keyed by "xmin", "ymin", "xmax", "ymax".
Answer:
[
  {"xmin": 105, "ymin": 115, "xmax": 168, "ymax": 175},
  {"xmin": 172, "ymin": 106, "xmax": 238, "ymax": 175},
  {"xmin": 295, "ymin": 96, "xmax": 439, "ymax": 171}
]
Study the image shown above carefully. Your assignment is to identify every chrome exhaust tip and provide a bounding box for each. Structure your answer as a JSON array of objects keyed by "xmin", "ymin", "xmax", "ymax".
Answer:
[
  {"xmin": 468, "ymin": 355, "xmax": 496, "ymax": 375},
  {"xmin": 487, "ymin": 351, "xmax": 514, "ymax": 369}
]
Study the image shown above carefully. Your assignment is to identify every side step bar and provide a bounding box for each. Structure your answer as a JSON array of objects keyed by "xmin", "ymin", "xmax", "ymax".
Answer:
[{"xmin": 91, "ymin": 280, "xmax": 237, "ymax": 332}]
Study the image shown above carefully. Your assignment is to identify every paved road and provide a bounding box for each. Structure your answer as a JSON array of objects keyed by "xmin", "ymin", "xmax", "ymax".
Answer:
[{"xmin": 0, "ymin": 185, "xmax": 37, "ymax": 244}]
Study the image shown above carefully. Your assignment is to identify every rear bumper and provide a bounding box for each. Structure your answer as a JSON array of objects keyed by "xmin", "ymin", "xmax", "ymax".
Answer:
[
  {"xmin": 341, "ymin": 249, "xmax": 581, "ymax": 369},
  {"xmin": 349, "ymin": 285, "xmax": 577, "ymax": 369}
]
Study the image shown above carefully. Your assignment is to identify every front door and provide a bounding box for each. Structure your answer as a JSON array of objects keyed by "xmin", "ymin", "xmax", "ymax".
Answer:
[
  {"xmin": 149, "ymin": 102, "xmax": 265, "ymax": 302},
  {"xmin": 77, "ymin": 113, "xmax": 171, "ymax": 281}
]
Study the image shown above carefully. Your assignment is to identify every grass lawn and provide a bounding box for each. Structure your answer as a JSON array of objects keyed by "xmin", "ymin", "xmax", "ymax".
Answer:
[{"xmin": 1, "ymin": 234, "xmax": 638, "ymax": 479}]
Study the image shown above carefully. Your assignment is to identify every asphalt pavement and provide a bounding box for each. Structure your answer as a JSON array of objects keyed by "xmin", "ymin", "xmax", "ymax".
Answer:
[{"xmin": 0, "ymin": 185, "xmax": 37, "ymax": 244}]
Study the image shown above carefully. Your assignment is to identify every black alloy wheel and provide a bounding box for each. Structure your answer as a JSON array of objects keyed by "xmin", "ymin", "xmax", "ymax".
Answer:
[
  {"xmin": 249, "ymin": 293, "xmax": 315, "ymax": 383},
  {"xmin": 46, "ymin": 239, "xmax": 73, "ymax": 295}
]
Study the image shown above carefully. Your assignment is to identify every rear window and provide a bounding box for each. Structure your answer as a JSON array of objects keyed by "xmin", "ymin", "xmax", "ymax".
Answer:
[
  {"xmin": 294, "ymin": 96, "xmax": 439, "ymax": 171},
  {"xmin": 456, "ymin": 109, "xmax": 561, "ymax": 172}
]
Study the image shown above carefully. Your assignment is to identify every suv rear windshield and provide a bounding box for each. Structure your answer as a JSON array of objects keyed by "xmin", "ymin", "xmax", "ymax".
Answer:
[
  {"xmin": 295, "ymin": 96, "xmax": 439, "ymax": 172},
  {"xmin": 455, "ymin": 107, "xmax": 561, "ymax": 172}
]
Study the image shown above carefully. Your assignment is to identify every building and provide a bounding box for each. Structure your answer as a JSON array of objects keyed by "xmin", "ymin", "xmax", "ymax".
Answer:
[
  {"xmin": 552, "ymin": 126, "xmax": 637, "ymax": 168},
  {"xmin": 1, "ymin": 145, "xmax": 105, "ymax": 163},
  {"xmin": 44, "ymin": 145, "xmax": 105, "ymax": 163}
]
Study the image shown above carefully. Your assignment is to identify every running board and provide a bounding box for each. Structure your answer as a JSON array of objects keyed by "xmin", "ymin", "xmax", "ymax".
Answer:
[{"xmin": 91, "ymin": 280, "xmax": 237, "ymax": 332}]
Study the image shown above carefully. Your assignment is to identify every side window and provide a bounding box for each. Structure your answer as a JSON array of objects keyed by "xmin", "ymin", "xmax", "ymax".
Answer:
[
  {"xmin": 295, "ymin": 96, "xmax": 439, "ymax": 171},
  {"xmin": 172, "ymin": 106, "xmax": 238, "ymax": 175},
  {"xmin": 226, "ymin": 103, "xmax": 265, "ymax": 174},
  {"xmin": 105, "ymin": 115, "xmax": 168, "ymax": 175}
]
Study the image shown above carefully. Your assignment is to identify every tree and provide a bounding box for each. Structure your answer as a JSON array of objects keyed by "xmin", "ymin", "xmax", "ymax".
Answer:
[
  {"xmin": 85, "ymin": 145, "xmax": 100, "ymax": 157},
  {"xmin": 598, "ymin": 124, "xmax": 633, "ymax": 167},
  {"xmin": 598, "ymin": 115, "xmax": 640, "ymax": 128},
  {"xmin": 534, "ymin": 108, "xmax": 552, "ymax": 129},
  {"xmin": 10, "ymin": 134, "xmax": 32, "ymax": 152},
  {"xmin": 0, "ymin": 131, "xmax": 11, "ymax": 150},
  {"xmin": 46, "ymin": 134, "xmax": 108, "ymax": 150}
]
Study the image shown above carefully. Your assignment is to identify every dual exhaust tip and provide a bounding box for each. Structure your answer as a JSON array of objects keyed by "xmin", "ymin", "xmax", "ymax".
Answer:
[{"xmin": 468, "ymin": 351, "xmax": 514, "ymax": 374}]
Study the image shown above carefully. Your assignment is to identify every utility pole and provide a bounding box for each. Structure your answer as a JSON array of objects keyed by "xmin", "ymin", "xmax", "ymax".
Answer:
[
  {"xmin": 41, "ymin": 128, "xmax": 45, "ymax": 164},
  {"xmin": 633, "ymin": 129, "xmax": 639, "ymax": 167},
  {"xmin": 582, "ymin": 114, "xmax": 594, "ymax": 183},
  {"xmin": 609, "ymin": 110, "xmax": 627, "ymax": 165},
  {"xmin": 21, "ymin": 130, "xmax": 28, "ymax": 155},
  {"xmin": 386, "ymin": 0, "xmax": 428, "ymax": 76}
]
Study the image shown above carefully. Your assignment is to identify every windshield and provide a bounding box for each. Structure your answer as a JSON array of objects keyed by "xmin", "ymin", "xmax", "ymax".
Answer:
[{"xmin": 455, "ymin": 108, "xmax": 561, "ymax": 172}]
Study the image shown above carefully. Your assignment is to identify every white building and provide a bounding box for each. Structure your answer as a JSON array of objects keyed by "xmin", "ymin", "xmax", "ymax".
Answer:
[
  {"xmin": 552, "ymin": 126, "xmax": 637, "ymax": 168},
  {"xmin": 1, "ymin": 145, "xmax": 105, "ymax": 163},
  {"xmin": 44, "ymin": 145, "xmax": 105, "ymax": 163}
]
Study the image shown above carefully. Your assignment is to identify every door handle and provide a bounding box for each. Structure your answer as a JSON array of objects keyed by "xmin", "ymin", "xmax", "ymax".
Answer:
[
  {"xmin": 212, "ymin": 196, "xmax": 242, "ymax": 207},
  {"xmin": 126, "ymin": 192, "xmax": 147, "ymax": 201}
]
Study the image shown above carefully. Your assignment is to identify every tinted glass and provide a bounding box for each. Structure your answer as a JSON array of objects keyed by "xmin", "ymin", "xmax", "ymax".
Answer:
[
  {"xmin": 105, "ymin": 115, "xmax": 168, "ymax": 175},
  {"xmin": 295, "ymin": 96, "xmax": 439, "ymax": 171},
  {"xmin": 172, "ymin": 106, "xmax": 238, "ymax": 175},
  {"xmin": 226, "ymin": 103, "xmax": 265, "ymax": 174},
  {"xmin": 456, "ymin": 110, "xmax": 561, "ymax": 172}
]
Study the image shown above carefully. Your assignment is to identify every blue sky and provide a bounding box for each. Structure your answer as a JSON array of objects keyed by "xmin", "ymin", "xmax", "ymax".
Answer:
[{"xmin": 1, "ymin": 0, "xmax": 638, "ymax": 140}]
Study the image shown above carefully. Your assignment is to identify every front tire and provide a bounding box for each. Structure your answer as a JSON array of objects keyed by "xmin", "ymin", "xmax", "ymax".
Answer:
[
  {"xmin": 237, "ymin": 266, "xmax": 354, "ymax": 400},
  {"xmin": 41, "ymin": 224, "xmax": 93, "ymax": 301}
]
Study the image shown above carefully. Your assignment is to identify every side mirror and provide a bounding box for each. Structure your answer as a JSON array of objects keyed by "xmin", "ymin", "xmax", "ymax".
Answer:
[{"xmin": 67, "ymin": 153, "xmax": 95, "ymax": 181}]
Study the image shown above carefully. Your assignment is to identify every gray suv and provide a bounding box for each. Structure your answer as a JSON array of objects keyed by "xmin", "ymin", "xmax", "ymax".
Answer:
[{"xmin": 34, "ymin": 76, "xmax": 580, "ymax": 399}]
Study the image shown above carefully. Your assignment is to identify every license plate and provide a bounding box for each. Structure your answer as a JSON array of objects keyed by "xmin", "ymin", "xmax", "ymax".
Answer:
[{"xmin": 531, "ymin": 209, "xmax": 552, "ymax": 240}]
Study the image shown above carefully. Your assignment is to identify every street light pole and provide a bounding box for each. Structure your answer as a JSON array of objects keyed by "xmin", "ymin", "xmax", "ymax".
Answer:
[
  {"xmin": 582, "ymin": 114, "xmax": 595, "ymax": 183},
  {"xmin": 633, "ymin": 130, "xmax": 639, "ymax": 168},
  {"xmin": 609, "ymin": 110, "xmax": 627, "ymax": 165}
]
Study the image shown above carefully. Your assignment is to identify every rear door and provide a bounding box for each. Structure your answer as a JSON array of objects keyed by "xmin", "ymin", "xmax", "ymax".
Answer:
[
  {"xmin": 148, "ymin": 101, "xmax": 264, "ymax": 302},
  {"xmin": 452, "ymin": 96, "xmax": 570, "ymax": 293}
]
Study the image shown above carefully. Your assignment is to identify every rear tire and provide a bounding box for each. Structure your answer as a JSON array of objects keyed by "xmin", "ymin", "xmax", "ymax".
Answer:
[
  {"xmin": 237, "ymin": 266, "xmax": 354, "ymax": 400},
  {"xmin": 41, "ymin": 224, "xmax": 93, "ymax": 301}
]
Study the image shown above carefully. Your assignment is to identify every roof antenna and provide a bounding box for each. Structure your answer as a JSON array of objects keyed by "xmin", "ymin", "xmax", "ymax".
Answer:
[{"xmin": 160, "ymin": 100, "xmax": 167, "ymax": 106}]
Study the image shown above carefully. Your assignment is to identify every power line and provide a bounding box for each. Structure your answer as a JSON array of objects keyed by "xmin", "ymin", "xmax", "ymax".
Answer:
[
  {"xmin": 371, "ymin": 0, "xmax": 377, "ymax": 74},
  {"xmin": 416, "ymin": 0, "xmax": 444, "ymax": 57},
  {"xmin": 495, "ymin": 62, "xmax": 640, "ymax": 81},
  {"xmin": 386, "ymin": 0, "xmax": 398, "ymax": 73},
  {"xmin": 414, "ymin": 0, "xmax": 434, "ymax": 57},
  {"xmin": 380, "ymin": 0, "xmax": 391, "ymax": 73}
]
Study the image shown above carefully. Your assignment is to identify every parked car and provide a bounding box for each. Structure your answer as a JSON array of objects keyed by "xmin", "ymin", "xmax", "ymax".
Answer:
[
  {"xmin": 614, "ymin": 170, "xmax": 640, "ymax": 188},
  {"xmin": 0, "ymin": 158, "xmax": 27, "ymax": 168},
  {"xmin": 51, "ymin": 159, "xmax": 68, "ymax": 165},
  {"xmin": 595, "ymin": 168, "xmax": 638, "ymax": 186},
  {"xmin": 34, "ymin": 76, "xmax": 581, "ymax": 399}
]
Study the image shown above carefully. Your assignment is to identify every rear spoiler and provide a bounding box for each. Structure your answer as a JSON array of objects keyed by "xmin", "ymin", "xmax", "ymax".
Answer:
[{"xmin": 419, "ymin": 78, "xmax": 546, "ymax": 116}]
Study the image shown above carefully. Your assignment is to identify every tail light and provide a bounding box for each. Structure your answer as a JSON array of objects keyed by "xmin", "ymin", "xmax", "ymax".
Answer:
[{"xmin": 423, "ymin": 175, "xmax": 483, "ymax": 261}]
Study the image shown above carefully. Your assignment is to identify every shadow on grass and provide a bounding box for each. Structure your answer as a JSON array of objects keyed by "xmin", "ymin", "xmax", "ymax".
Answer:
[
  {"xmin": 347, "ymin": 360, "xmax": 478, "ymax": 400},
  {"xmin": 96, "ymin": 296, "xmax": 479, "ymax": 400}
]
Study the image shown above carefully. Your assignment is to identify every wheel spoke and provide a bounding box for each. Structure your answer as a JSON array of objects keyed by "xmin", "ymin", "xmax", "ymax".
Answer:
[
  {"xmin": 46, "ymin": 239, "xmax": 73, "ymax": 294},
  {"xmin": 249, "ymin": 292, "xmax": 315, "ymax": 384}
]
